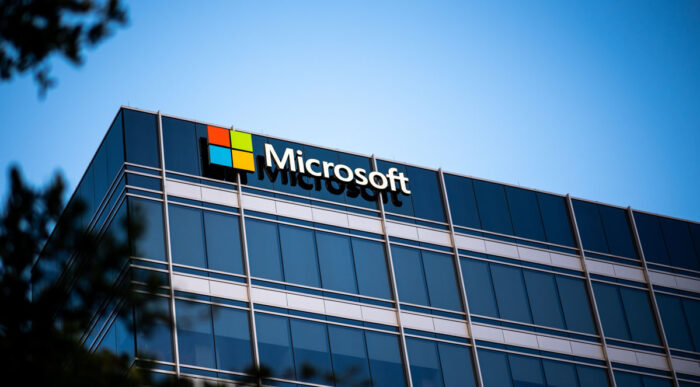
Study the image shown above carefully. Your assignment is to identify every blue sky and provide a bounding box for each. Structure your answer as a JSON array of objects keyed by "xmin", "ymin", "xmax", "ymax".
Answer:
[{"xmin": 1, "ymin": 0, "xmax": 699, "ymax": 221}]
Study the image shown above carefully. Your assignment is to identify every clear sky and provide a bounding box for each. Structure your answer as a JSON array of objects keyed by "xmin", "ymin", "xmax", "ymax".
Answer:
[{"xmin": 1, "ymin": 0, "xmax": 699, "ymax": 221}]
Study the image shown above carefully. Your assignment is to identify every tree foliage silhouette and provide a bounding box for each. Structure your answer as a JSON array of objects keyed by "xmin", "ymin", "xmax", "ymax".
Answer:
[{"xmin": 0, "ymin": 0, "xmax": 127, "ymax": 95}]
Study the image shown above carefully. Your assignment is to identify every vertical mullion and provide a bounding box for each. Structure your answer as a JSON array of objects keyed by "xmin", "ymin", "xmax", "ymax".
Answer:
[
  {"xmin": 627, "ymin": 207, "xmax": 679, "ymax": 387},
  {"xmin": 371, "ymin": 156, "xmax": 414, "ymax": 387},
  {"xmin": 437, "ymin": 169, "xmax": 485, "ymax": 387},
  {"xmin": 565, "ymin": 194, "xmax": 617, "ymax": 387},
  {"xmin": 156, "ymin": 111, "xmax": 181, "ymax": 377}
]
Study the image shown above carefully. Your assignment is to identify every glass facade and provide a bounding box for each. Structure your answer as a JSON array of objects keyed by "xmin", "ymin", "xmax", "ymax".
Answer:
[{"xmin": 49, "ymin": 107, "xmax": 700, "ymax": 386}]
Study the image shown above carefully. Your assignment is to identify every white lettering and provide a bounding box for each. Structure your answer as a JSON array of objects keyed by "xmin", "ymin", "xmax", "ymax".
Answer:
[
  {"xmin": 334, "ymin": 164, "xmax": 354, "ymax": 183},
  {"xmin": 305, "ymin": 159, "xmax": 322, "ymax": 177},
  {"xmin": 264, "ymin": 144, "xmax": 296, "ymax": 172},
  {"xmin": 369, "ymin": 171, "xmax": 388, "ymax": 190}
]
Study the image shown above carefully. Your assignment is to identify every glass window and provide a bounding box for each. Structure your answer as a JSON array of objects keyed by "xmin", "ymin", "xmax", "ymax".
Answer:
[
  {"xmin": 279, "ymin": 225, "xmax": 321, "ymax": 287},
  {"xmin": 691, "ymin": 223, "xmax": 700, "ymax": 262},
  {"xmin": 176, "ymin": 300, "xmax": 215, "ymax": 368},
  {"xmin": 106, "ymin": 110, "xmax": 125, "ymax": 180},
  {"xmin": 352, "ymin": 238, "xmax": 392, "ymax": 300},
  {"xmin": 656, "ymin": 294, "xmax": 693, "ymax": 351},
  {"xmin": 79, "ymin": 164, "xmax": 96, "ymax": 225},
  {"xmin": 203, "ymin": 211, "xmax": 243, "ymax": 275},
  {"xmin": 246, "ymin": 219, "xmax": 284, "ymax": 281},
  {"xmin": 594, "ymin": 282, "xmax": 660, "ymax": 345},
  {"xmin": 212, "ymin": 305, "xmax": 252, "ymax": 373},
  {"xmin": 615, "ymin": 371, "xmax": 672, "ymax": 387},
  {"xmin": 619, "ymin": 287, "xmax": 659, "ymax": 345},
  {"xmin": 316, "ymin": 232, "xmax": 358, "ymax": 294},
  {"xmin": 392, "ymin": 245, "xmax": 429, "ymax": 306},
  {"xmin": 508, "ymin": 353, "xmax": 546, "ymax": 387},
  {"xmin": 162, "ymin": 117, "xmax": 200, "ymax": 175},
  {"xmin": 128, "ymin": 198, "xmax": 165, "ymax": 261},
  {"xmin": 523, "ymin": 270, "xmax": 565, "ymax": 329},
  {"xmin": 593, "ymin": 282, "xmax": 631, "ymax": 340},
  {"xmin": 478, "ymin": 349, "xmax": 513, "ymax": 387},
  {"xmin": 115, "ymin": 309, "xmax": 134, "ymax": 358},
  {"xmin": 490, "ymin": 264, "xmax": 533, "ymax": 323},
  {"xmin": 437, "ymin": 342, "xmax": 477, "ymax": 387},
  {"xmin": 377, "ymin": 161, "xmax": 414, "ymax": 219},
  {"xmin": 365, "ymin": 331, "xmax": 406, "ymax": 387},
  {"xmin": 660, "ymin": 218, "xmax": 699, "ymax": 271},
  {"xmin": 168, "ymin": 204, "xmax": 206, "ymax": 268},
  {"xmin": 506, "ymin": 187, "xmax": 546, "ymax": 242},
  {"xmin": 576, "ymin": 365, "xmax": 609, "ymax": 386},
  {"xmin": 422, "ymin": 251, "xmax": 462, "ymax": 311},
  {"xmin": 683, "ymin": 297, "xmax": 700, "ymax": 351},
  {"xmin": 461, "ymin": 258, "xmax": 499, "ymax": 317},
  {"xmin": 405, "ymin": 166, "xmax": 446, "ymax": 223},
  {"xmin": 556, "ymin": 276, "xmax": 596, "ymax": 334},
  {"xmin": 327, "ymin": 325, "xmax": 371, "ymax": 387},
  {"xmin": 542, "ymin": 359, "xmax": 578, "ymax": 387},
  {"xmin": 572, "ymin": 200, "xmax": 608, "ymax": 254},
  {"xmin": 633, "ymin": 212, "xmax": 670, "ymax": 266},
  {"xmin": 255, "ymin": 313, "xmax": 294, "ymax": 379},
  {"xmin": 473, "ymin": 180, "xmax": 513, "ymax": 235},
  {"xmin": 537, "ymin": 193, "xmax": 574, "ymax": 247},
  {"xmin": 598, "ymin": 205, "xmax": 637, "ymax": 259},
  {"xmin": 338, "ymin": 152, "xmax": 377, "ymax": 209},
  {"xmin": 289, "ymin": 318, "xmax": 333, "ymax": 385},
  {"xmin": 136, "ymin": 296, "xmax": 172, "ymax": 362},
  {"xmin": 93, "ymin": 141, "xmax": 109, "ymax": 205},
  {"xmin": 444, "ymin": 174, "xmax": 481, "ymax": 230},
  {"xmin": 123, "ymin": 109, "xmax": 160, "ymax": 168},
  {"xmin": 407, "ymin": 338, "xmax": 444, "ymax": 387}
]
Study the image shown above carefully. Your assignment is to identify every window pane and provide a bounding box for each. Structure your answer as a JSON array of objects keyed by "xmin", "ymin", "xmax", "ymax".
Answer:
[
  {"xmin": 93, "ymin": 142, "xmax": 109, "ymax": 204},
  {"xmin": 655, "ymin": 294, "xmax": 692, "ymax": 351},
  {"xmin": 577, "ymin": 365, "xmax": 609, "ymax": 386},
  {"xmin": 123, "ymin": 109, "xmax": 160, "ymax": 168},
  {"xmin": 422, "ymin": 251, "xmax": 462, "ymax": 311},
  {"xmin": 246, "ymin": 219, "xmax": 283, "ymax": 281},
  {"xmin": 407, "ymin": 338, "xmax": 444, "ymax": 387},
  {"xmin": 162, "ymin": 117, "xmax": 200, "ymax": 175},
  {"xmin": 542, "ymin": 359, "xmax": 579, "ymax": 387},
  {"xmin": 572, "ymin": 200, "xmax": 608, "ymax": 253},
  {"xmin": 352, "ymin": 238, "xmax": 392, "ymax": 300},
  {"xmin": 212, "ymin": 306, "xmax": 252, "ymax": 373},
  {"xmin": 556, "ymin": 276, "xmax": 596, "ymax": 334},
  {"xmin": 599, "ymin": 205, "xmax": 637, "ymax": 259},
  {"xmin": 508, "ymin": 353, "xmax": 546, "ymax": 387},
  {"xmin": 619, "ymin": 287, "xmax": 659, "ymax": 345},
  {"xmin": 405, "ymin": 166, "xmax": 446, "ymax": 222},
  {"xmin": 523, "ymin": 270, "xmax": 565, "ymax": 329},
  {"xmin": 327, "ymin": 325, "xmax": 371, "ymax": 387},
  {"xmin": 460, "ymin": 258, "xmax": 499, "ymax": 317},
  {"xmin": 473, "ymin": 180, "xmax": 513, "ymax": 235},
  {"xmin": 506, "ymin": 187, "xmax": 546, "ymax": 242},
  {"xmin": 391, "ymin": 245, "xmax": 429, "ymax": 306},
  {"xmin": 633, "ymin": 212, "xmax": 669, "ymax": 266},
  {"xmin": 444, "ymin": 174, "xmax": 481, "ymax": 229},
  {"xmin": 615, "ymin": 371, "xmax": 643, "ymax": 387},
  {"xmin": 203, "ymin": 211, "xmax": 243, "ymax": 274},
  {"xmin": 136, "ymin": 297, "xmax": 172, "ymax": 362},
  {"xmin": 593, "ymin": 282, "xmax": 631, "ymax": 340},
  {"xmin": 643, "ymin": 376, "xmax": 672, "ymax": 387},
  {"xmin": 106, "ymin": 111, "xmax": 124, "ymax": 180},
  {"xmin": 290, "ymin": 318, "xmax": 333, "ymax": 384},
  {"xmin": 438, "ymin": 342, "xmax": 477, "ymax": 387},
  {"xmin": 255, "ymin": 313, "xmax": 294, "ymax": 379},
  {"xmin": 279, "ymin": 225, "xmax": 321, "ymax": 287},
  {"xmin": 490, "ymin": 264, "xmax": 533, "ymax": 323},
  {"xmin": 129, "ymin": 198, "xmax": 165, "ymax": 261},
  {"xmin": 176, "ymin": 300, "xmax": 215, "ymax": 368},
  {"xmin": 316, "ymin": 232, "xmax": 358, "ymax": 294},
  {"xmin": 478, "ymin": 349, "xmax": 513, "ymax": 387},
  {"xmin": 338, "ymin": 152, "xmax": 377, "ymax": 209},
  {"xmin": 169, "ymin": 204, "xmax": 206, "ymax": 268},
  {"xmin": 660, "ymin": 218, "xmax": 699, "ymax": 270},
  {"xmin": 682, "ymin": 298, "xmax": 700, "ymax": 351},
  {"xmin": 365, "ymin": 331, "xmax": 406, "ymax": 387},
  {"xmin": 377, "ymin": 161, "xmax": 414, "ymax": 218},
  {"xmin": 537, "ymin": 193, "xmax": 574, "ymax": 247}
]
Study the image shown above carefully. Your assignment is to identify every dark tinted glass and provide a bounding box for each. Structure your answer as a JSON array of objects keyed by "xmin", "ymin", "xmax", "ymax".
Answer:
[
  {"xmin": 683, "ymin": 298, "xmax": 700, "ymax": 351},
  {"xmin": 598, "ymin": 205, "xmax": 637, "ymax": 259},
  {"xmin": 317, "ymin": 232, "xmax": 358, "ymax": 294},
  {"xmin": 352, "ymin": 238, "xmax": 392, "ymax": 300},
  {"xmin": 660, "ymin": 217, "xmax": 699, "ymax": 270},
  {"xmin": 619, "ymin": 287, "xmax": 659, "ymax": 345},
  {"xmin": 421, "ymin": 251, "xmax": 462, "ymax": 311},
  {"xmin": 392, "ymin": 245, "xmax": 429, "ymax": 306},
  {"xmin": 523, "ymin": 270, "xmax": 565, "ymax": 329},
  {"xmin": 212, "ymin": 305, "xmax": 251, "ymax": 372},
  {"xmin": 136, "ymin": 297, "xmax": 172, "ymax": 362},
  {"xmin": 245, "ymin": 219, "xmax": 283, "ymax": 281},
  {"xmin": 176, "ymin": 300, "xmax": 215, "ymax": 368},
  {"xmin": 542, "ymin": 359, "xmax": 578, "ymax": 387},
  {"xmin": 508, "ymin": 353, "xmax": 546, "ymax": 387},
  {"xmin": 123, "ymin": 109, "xmax": 160, "ymax": 168},
  {"xmin": 461, "ymin": 258, "xmax": 499, "ymax": 317},
  {"xmin": 327, "ymin": 325, "xmax": 371, "ymax": 387},
  {"xmin": 655, "ymin": 294, "xmax": 693, "ymax": 351},
  {"xmin": 572, "ymin": 200, "xmax": 608, "ymax": 253},
  {"xmin": 93, "ymin": 139, "xmax": 109, "ymax": 205},
  {"xmin": 406, "ymin": 166, "xmax": 446, "ymax": 222},
  {"xmin": 556, "ymin": 276, "xmax": 596, "ymax": 334},
  {"xmin": 255, "ymin": 313, "xmax": 294, "ymax": 378},
  {"xmin": 128, "ymin": 198, "xmax": 165, "ymax": 261},
  {"xmin": 377, "ymin": 161, "xmax": 414, "ymax": 218},
  {"xmin": 473, "ymin": 180, "xmax": 513, "ymax": 235},
  {"xmin": 338, "ymin": 152, "xmax": 377, "ymax": 209},
  {"xmin": 407, "ymin": 338, "xmax": 444, "ymax": 387},
  {"xmin": 593, "ymin": 282, "xmax": 631, "ymax": 340},
  {"xmin": 162, "ymin": 117, "xmax": 200, "ymax": 175},
  {"xmin": 279, "ymin": 225, "xmax": 321, "ymax": 287},
  {"xmin": 478, "ymin": 349, "xmax": 513, "ymax": 387},
  {"xmin": 438, "ymin": 342, "xmax": 477, "ymax": 387},
  {"xmin": 537, "ymin": 193, "xmax": 574, "ymax": 247},
  {"xmin": 289, "ymin": 318, "xmax": 332, "ymax": 384},
  {"xmin": 365, "ymin": 331, "xmax": 406, "ymax": 387},
  {"xmin": 106, "ymin": 110, "xmax": 125, "ymax": 180},
  {"xmin": 633, "ymin": 212, "xmax": 669, "ymax": 265},
  {"xmin": 203, "ymin": 211, "xmax": 243, "ymax": 274},
  {"xmin": 490, "ymin": 264, "xmax": 532, "ymax": 323},
  {"xmin": 169, "ymin": 204, "xmax": 206, "ymax": 268},
  {"xmin": 506, "ymin": 187, "xmax": 545, "ymax": 241},
  {"xmin": 444, "ymin": 174, "xmax": 481, "ymax": 229},
  {"xmin": 577, "ymin": 365, "xmax": 609, "ymax": 386}
]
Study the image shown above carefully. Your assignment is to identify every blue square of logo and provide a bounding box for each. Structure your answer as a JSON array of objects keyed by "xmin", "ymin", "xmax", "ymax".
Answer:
[{"xmin": 209, "ymin": 144, "xmax": 232, "ymax": 167}]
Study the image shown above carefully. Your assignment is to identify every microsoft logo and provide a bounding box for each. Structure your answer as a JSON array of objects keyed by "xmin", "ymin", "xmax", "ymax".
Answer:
[{"xmin": 207, "ymin": 126, "xmax": 255, "ymax": 172}]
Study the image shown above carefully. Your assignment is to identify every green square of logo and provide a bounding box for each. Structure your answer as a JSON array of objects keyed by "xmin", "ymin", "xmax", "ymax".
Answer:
[{"xmin": 230, "ymin": 131, "xmax": 253, "ymax": 152}]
